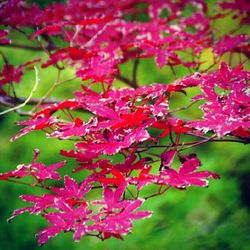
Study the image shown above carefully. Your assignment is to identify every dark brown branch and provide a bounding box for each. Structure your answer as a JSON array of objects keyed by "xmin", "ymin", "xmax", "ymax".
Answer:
[
  {"xmin": 0, "ymin": 43, "xmax": 45, "ymax": 51},
  {"xmin": 144, "ymin": 186, "xmax": 170, "ymax": 200},
  {"xmin": 169, "ymin": 100, "xmax": 199, "ymax": 113},
  {"xmin": 210, "ymin": 138, "xmax": 250, "ymax": 144},
  {"xmin": 179, "ymin": 136, "xmax": 249, "ymax": 151},
  {"xmin": 134, "ymin": 135, "xmax": 249, "ymax": 153},
  {"xmin": 132, "ymin": 58, "xmax": 139, "ymax": 87},
  {"xmin": 0, "ymin": 50, "xmax": 8, "ymax": 64},
  {"xmin": 5, "ymin": 178, "xmax": 50, "ymax": 190},
  {"xmin": 115, "ymin": 75, "xmax": 138, "ymax": 89},
  {"xmin": 0, "ymin": 95, "xmax": 62, "ymax": 107}
]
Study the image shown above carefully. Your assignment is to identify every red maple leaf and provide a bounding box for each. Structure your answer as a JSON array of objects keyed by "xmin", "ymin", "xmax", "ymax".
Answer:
[{"xmin": 159, "ymin": 157, "xmax": 220, "ymax": 188}]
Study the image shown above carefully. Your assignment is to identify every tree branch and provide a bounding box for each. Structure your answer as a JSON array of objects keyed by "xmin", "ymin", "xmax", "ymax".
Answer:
[
  {"xmin": 0, "ymin": 66, "xmax": 40, "ymax": 116},
  {"xmin": 132, "ymin": 58, "xmax": 139, "ymax": 87},
  {"xmin": 0, "ymin": 43, "xmax": 45, "ymax": 51},
  {"xmin": 5, "ymin": 178, "xmax": 50, "ymax": 190},
  {"xmin": 169, "ymin": 100, "xmax": 199, "ymax": 113},
  {"xmin": 0, "ymin": 95, "xmax": 62, "ymax": 107},
  {"xmin": 115, "ymin": 75, "xmax": 138, "ymax": 89}
]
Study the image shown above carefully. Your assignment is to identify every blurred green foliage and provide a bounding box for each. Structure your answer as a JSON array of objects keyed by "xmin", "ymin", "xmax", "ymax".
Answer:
[
  {"xmin": 27, "ymin": 0, "xmax": 65, "ymax": 8},
  {"xmin": 0, "ymin": 1, "xmax": 250, "ymax": 250}
]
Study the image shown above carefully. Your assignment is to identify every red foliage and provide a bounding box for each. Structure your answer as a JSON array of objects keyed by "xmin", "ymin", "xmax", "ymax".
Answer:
[{"xmin": 0, "ymin": 0, "xmax": 249, "ymax": 245}]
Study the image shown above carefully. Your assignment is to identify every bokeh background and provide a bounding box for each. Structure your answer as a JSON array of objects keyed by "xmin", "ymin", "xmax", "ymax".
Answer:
[{"xmin": 0, "ymin": 1, "xmax": 250, "ymax": 249}]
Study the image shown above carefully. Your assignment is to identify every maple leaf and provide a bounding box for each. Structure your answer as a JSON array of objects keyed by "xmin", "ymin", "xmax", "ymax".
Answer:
[
  {"xmin": 213, "ymin": 34, "xmax": 249, "ymax": 56},
  {"xmin": 218, "ymin": 0, "xmax": 250, "ymax": 24},
  {"xmin": 76, "ymin": 126, "xmax": 151, "ymax": 155},
  {"xmin": 100, "ymin": 199, "xmax": 152, "ymax": 235},
  {"xmin": 100, "ymin": 169, "xmax": 125, "ymax": 186},
  {"xmin": 36, "ymin": 202, "xmax": 92, "ymax": 246},
  {"xmin": 30, "ymin": 24, "xmax": 63, "ymax": 39},
  {"xmin": 135, "ymin": 84, "xmax": 167, "ymax": 99},
  {"xmin": 102, "ymin": 232, "xmax": 124, "ymax": 240},
  {"xmin": 94, "ymin": 182, "xmax": 128, "ymax": 210},
  {"xmin": 93, "ymin": 183, "xmax": 152, "ymax": 236},
  {"xmin": 0, "ymin": 149, "xmax": 65, "ymax": 182},
  {"xmin": 152, "ymin": 118, "xmax": 190, "ymax": 138},
  {"xmin": 0, "ymin": 64, "xmax": 23, "ymax": 86},
  {"xmin": 42, "ymin": 47, "xmax": 95, "ymax": 68},
  {"xmin": 0, "ymin": 165, "xmax": 30, "ymax": 181},
  {"xmin": 189, "ymin": 62, "xmax": 250, "ymax": 137},
  {"xmin": 159, "ymin": 157, "xmax": 220, "ymax": 188},
  {"xmin": 136, "ymin": 39, "xmax": 169, "ymax": 68},
  {"xmin": 231, "ymin": 127, "xmax": 250, "ymax": 139},
  {"xmin": 160, "ymin": 149, "xmax": 176, "ymax": 169},
  {"xmin": 133, "ymin": 166, "xmax": 157, "ymax": 191},
  {"xmin": 84, "ymin": 102, "xmax": 118, "ymax": 120},
  {"xmin": 112, "ymin": 108, "xmax": 150, "ymax": 129},
  {"xmin": 60, "ymin": 149, "xmax": 101, "ymax": 173},
  {"xmin": 0, "ymin": 29, "xmax": 10, "ymax": 44},
  {"xmin": 77, "ymin": 16, "xmax": 115, "ymax": 26},
  {"xmin": 150, "ymin": 95, "xmax": 169, "ymax": 117},
  {"xmin": 166, "ymin": 73, "xmax": 203, "ymax": 92},
  {"xmin": 76, "ymin": 53, "xmax": 119, "ymax": 85},
  {"xmin": 114, "ymin": 154, "xmax": 148, "ymax": 173},
  {"xmin": 36, "ymin": 212, "xmax": 68, "ymax": 246},
  {"xmin": 49, "ymin": 117, "xmax": 96, "ymax": 139},
  {"xmin": 11, "ymin": 115, "xmax": 57, "ymax": 142},
  {"xmin": 7, "ymin": 194, "xmax": 59, "ymax": 222},
  {"xmin": 50, "ymin": 175, "xmax": 92, "ymax": 200}
]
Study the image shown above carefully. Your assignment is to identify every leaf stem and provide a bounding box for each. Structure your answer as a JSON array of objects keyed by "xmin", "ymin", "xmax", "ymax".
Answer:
[{"xmin": 5, "ymin": 178, "xmax": 50, "ymax": 190}]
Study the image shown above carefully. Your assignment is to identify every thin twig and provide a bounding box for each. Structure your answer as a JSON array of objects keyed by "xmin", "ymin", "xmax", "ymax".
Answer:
[
  {"xmin": 132, "ymin": 58, "xmax": 139, "ymax": 87},
  {"xmin": 169, "ymin": 100, "xmax": 199, "ymax": 113},
  {"xmin": 0, "ymin": 50, "xmax": 8, "ymax": 64},
  {"xmin": 0, "ymin": 95, "xmax": 62, "ymax": 107},
  {"xmin": 0, "ymin": 66, "xmax": 40, "ymax": 116},
  {"xmin": 0, "ymin": 43, "xmax": 45, "ymax": 51},
  {"xmin": 31, "ymin": 69, "xmax": 62, "ymax": 112},
  {"xmin": 84, "ymin": 22, "xmax": 110, "ymax": 48},
  {"xmin": 115, "ymin": 74, "xmax": 138, "ymax": 88},
  {"xmin": 5, "ymin": 178, "xmax": 50, "ymax": 190},
  {"xmin": 126, "ymin": 187, "xmax": 136, "ymax": 200},
  {"xmin": 144, "ymin": 186, "xmax": 170, "ymax": 200}
]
